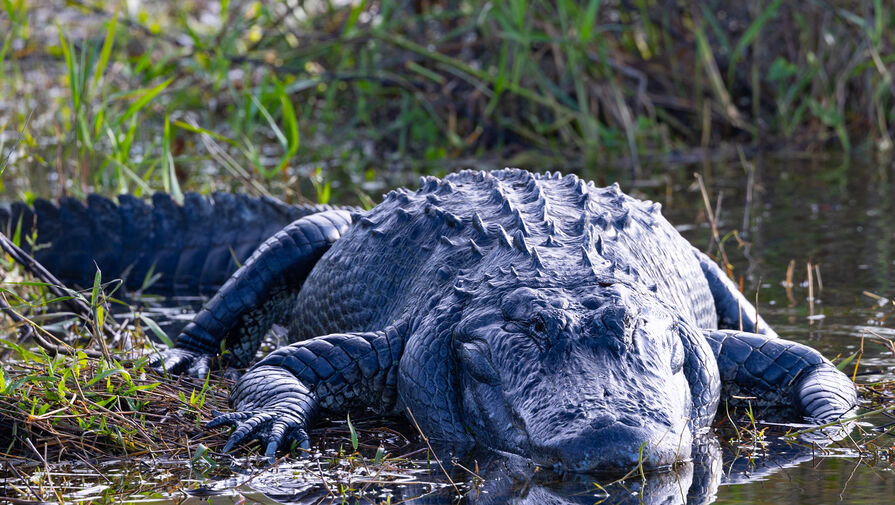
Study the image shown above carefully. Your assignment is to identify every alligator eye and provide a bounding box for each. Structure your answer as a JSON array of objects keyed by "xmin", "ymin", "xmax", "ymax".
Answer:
[{"xmin": 527, "ymin": 313, "xmax": 560, "ymax": 351}]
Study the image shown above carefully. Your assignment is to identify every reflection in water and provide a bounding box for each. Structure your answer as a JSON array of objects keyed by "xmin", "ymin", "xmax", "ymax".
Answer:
[{"xmin": 242, "ymin": 429, "xmax": 872, "ymax": 505}]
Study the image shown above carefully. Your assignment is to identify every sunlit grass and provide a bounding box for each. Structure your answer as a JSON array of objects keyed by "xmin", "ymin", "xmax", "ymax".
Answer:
[{"xmin": 1, "ymin": 0, "xmax": 893, "ymax": 203}]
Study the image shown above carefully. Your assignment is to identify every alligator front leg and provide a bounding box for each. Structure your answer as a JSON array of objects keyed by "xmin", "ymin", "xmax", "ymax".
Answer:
[
  {"xmin": 207, "ymin": 324, "xmax": 406, "ymax": 458},
  {"xmin": 703, "ymin": 330, "xmax": 856, "ymax": 422},
  {"xmin": 151, "ymin": 210, "xmax": 352, "ymax": 376}
]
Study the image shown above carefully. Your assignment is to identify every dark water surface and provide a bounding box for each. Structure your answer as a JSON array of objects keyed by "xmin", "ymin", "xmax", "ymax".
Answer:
[{"xmin": 2, "ymin": 157, "xmax": 894, "ymax": 503}]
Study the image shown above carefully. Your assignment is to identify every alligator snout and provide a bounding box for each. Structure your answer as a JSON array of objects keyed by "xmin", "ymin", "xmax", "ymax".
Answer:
[{"xmin": 533, "ymin": 421, "xmax": 693, "ymax": 474}]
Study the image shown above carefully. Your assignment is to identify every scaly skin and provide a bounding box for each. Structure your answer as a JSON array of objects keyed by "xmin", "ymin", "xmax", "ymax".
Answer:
[
  {"xmin": 1, "ymin": 169, "xmax": 857, "ymax": 473},
  {"xmin": 0, "ymin": 192, "xmax": 345, "ymax": 294}
]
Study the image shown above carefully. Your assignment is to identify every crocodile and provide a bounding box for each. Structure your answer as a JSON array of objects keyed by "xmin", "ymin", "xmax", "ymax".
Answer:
[{"xmin": 0, "ymin": 169, "xmax": 857, "ymax": 473}]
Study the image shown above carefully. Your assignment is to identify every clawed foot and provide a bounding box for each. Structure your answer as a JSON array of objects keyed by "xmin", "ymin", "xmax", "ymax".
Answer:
[
  {"xmin": 207, "ymin": 407, "xmax": 311, "ymax": 460},
  {"xmin": 149, "ymin": 347, "xmax": 215, "ymax": 378}
]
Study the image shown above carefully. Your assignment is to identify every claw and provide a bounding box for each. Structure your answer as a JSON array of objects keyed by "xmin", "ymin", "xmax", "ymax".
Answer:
[
  {"xmin": 265, "ymin": 441, "xmax": 278, "ymax": 462},
  {"xmin": 149, "ymin": 348, "xmax": 215, "ymax": 378},
  {"xmin": 207, "ymin": 408, "xmax": 311, "ymax": 458}
]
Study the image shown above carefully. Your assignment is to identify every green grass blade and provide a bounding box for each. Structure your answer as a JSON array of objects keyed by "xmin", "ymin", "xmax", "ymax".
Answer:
[
  {"xmin": 173, "ymin": 120, "xmax": 239, "ymax": 147},
  {"xmin": 58, "ymin": 28, "xmax": 80, "ymax": 114},
  {"xmin": 91, "ymin": 8, "xmax": 119, "ymax": 94},
  {"xmin": 343, "ymin": 0, "xmax": 370, "ymax": 36},
  {"xmin": 116, "ymin": 78, "xmax": 173, "ymax": 126},
  {"xmin": 578, "ymin": 0, "xmax": 602, "ymax": 43},
  {"xmin": 162, "ymin": 114, "xmax": 183, "ymax": 203},
  {"xmin": 0, "ymin": 109, "xmax": 33, "ymax": 175},
  {"xmin": 347, "ymin": 413, "xmax": 358, "ymax": 451},
  {"xmin": 140, "ymin": 314, "xmax": 174, "ymax": 348},
  {"xmin": 727, "ymin": 0, "xmax": 783, "ymax": 85},
  {"xmin": 250, "ymin": 94, "xmax": 287, "ymax": 149},
  {"xmin": 0, "ymin": 30, "xmax": 12, "ymax": 77},
  {"xmin": 698, "ymin": 2, "xmax": 731, "ymax": 55},
  {"xmin": 275, "ymin": 79, "xmax": 299, "ymax": 173}
]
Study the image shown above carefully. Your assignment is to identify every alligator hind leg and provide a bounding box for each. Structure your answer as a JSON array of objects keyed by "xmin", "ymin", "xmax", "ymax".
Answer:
[
  {"xmin": 152, "ymin": 210, "xmax": 352, "ymax": 376},
  {"xmin": 693, "ymin": 248, "xmax": 777, "ymax": 337},
  {"xmin": 207, "ymin": 324, "xmax": 406, "ymax": 459},
  {"xmin": 703, "ymin": 329, "xmax": 856, "ymax": 422}
]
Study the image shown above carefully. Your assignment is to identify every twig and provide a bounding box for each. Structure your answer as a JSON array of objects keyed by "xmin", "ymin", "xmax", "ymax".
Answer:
[
  {"xmin": 0, "ymin": 293, "xmax": 103, "ymax": 358},
  {"xmin": 0, "ymin": 231, "xmax": 117, "ymax": 340},
  {"xmin": 785, "ymin": 404, "xmax": 895, "ymax": 438},
  {"xmin": 4, "ymin": 462, "xmax": 45, "ymax": 504},
  {"xmin": 404, "ymin": 408, "xmax": 460, "ymax": 495},
  {"xmin": 694, "ymin": 172, "xmax": 733, "ymax": 278}
]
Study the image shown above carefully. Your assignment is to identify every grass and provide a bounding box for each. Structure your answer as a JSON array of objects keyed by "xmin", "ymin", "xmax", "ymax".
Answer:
[
  {"xmin": 0, "ymin": 1, "xmax": 893, "ymax": 204},
  {"xmin": 0, "ymin": 242, "xmax": 472, "ymax": 503}
]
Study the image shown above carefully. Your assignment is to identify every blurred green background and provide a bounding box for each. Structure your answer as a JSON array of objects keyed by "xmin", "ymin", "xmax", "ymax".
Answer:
[{"xmin": 0, "ymin": 0, "xmax": 892, "ymax": 204}]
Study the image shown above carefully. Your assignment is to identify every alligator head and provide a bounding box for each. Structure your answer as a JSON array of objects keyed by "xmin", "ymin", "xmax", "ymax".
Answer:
[{"xmin": 448, "ymin": 269, "xmax": 700, "ymax": 473}]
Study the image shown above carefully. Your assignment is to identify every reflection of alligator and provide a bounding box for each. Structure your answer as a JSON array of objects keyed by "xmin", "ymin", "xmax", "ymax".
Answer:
[
  {"xmin": 201, "ymin": 434, "xmax": 841, "ymax": 505},
  {"xmin": 0, "ymin": 169, "xmax": 857, "ymax": 473}
]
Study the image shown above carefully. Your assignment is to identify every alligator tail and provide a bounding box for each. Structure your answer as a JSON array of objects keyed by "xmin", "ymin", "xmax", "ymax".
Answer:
[{"xmin": 0, "ymin": 193, "xmax": 349, "ymax": 296}]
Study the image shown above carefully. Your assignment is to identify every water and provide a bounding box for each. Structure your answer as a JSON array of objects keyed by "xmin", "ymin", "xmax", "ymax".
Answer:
[{"xmin": 2, "ymin": 157, "xmax": 894, "ymax": 503}]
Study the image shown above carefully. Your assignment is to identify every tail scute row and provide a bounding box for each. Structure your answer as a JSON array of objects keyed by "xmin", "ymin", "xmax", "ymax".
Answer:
[{"xmin": 0, "ymin": 192, "xmax": 349, "ymax": 295}]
